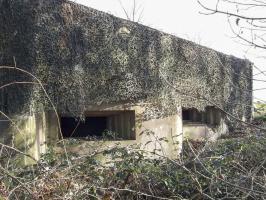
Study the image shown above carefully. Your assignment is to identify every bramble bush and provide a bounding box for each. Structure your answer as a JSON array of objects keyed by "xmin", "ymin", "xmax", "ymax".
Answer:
[{"xmin": 0, "ymin": 132, "xmax": 265, "ymax": 199}]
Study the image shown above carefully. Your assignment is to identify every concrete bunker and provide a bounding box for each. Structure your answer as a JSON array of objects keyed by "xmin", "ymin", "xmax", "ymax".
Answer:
[{"xmin": 0, "ymin": 0, "xmax": 253, "ymax": 163}]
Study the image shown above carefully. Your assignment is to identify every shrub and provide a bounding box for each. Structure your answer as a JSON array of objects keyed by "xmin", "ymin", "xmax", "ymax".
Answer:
[{"xmin": 0, "ymin": 133, "xmax": 265, "ymax": 199}]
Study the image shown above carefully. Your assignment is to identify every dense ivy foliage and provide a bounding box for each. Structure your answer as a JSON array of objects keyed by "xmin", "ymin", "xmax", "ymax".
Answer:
[{"xmin": 0, "ymin": 0, "xmax": 252, "ymax": 125}]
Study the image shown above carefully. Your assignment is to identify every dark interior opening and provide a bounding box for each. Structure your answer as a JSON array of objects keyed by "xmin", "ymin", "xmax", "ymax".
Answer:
[
  {"xmin": 60, "ymin": 111, "xmax": 135, "ymax": 140},
  {"xmin": 182, "ymin": 107, "xmax": 221, "ymax": 126},
  {"xmin": 61, "ymin": 117, "xmax": 107, "ymax": 138},
  {"xmin": 182, "ymin": 110, "xmax": 190, "ymax": 121},
  {"xmin": 182, "ymin": 108, "xmax": 203, "ymax": 123}
]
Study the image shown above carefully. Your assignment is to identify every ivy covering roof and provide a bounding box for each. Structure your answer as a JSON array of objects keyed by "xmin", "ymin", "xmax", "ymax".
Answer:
[{"xmin": 0, "ymin": 0, "xmax": 252, "ymax": 122}]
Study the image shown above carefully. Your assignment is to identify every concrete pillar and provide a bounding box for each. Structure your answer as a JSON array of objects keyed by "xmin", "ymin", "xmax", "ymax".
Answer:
[
  {"xmin": 46, "ymin": 111, "xmax": 59, "ymax": 144},
  {"xmin": 35, "ymin": 112, "xmax": 47, "ymax": 159}
]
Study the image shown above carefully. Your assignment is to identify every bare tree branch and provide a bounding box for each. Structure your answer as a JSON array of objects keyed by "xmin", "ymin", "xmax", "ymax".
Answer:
[{"xmin": 198, "ymin": 0, "xmax": 266, "ymax": 20}]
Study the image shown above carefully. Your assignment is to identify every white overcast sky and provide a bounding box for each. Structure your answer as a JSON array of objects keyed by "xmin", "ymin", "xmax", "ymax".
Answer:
[{"xmin": 71, "ymin": 0, "xmax": 266, "ymax": 101}]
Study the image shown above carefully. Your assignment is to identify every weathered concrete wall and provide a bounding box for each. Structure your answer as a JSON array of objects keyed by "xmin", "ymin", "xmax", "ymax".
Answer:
[
  {"xmin": 2, "ymin": 102, "xmax": 183, "ymax": 161},
  {"xmin": 24, "ymin": 102, "xmax": 183, "ymax": 160},
  {"xmin": 0, "ymin": 114, "xmax": 42, "ymax": 164},
  {"xmin": 0, "ymin": 110, "xmax": 56, "ymax": 164},
  {"xmin": 183, "ymin": 107, "xmax": 229, "ymax": 141},
  {"xmin": 183, "ymin": 119, "xmax": 228, "ymax": 141},
  {"xmin": 48, "ymin": 103, "xmax": 183, "ymax": 159}
]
